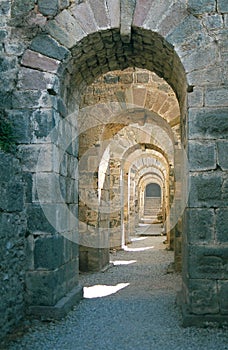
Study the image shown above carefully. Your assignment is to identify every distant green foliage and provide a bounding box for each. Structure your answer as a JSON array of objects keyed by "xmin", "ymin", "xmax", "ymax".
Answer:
[{"xmin": 0, "ymin": 113, "xmax": 16, "ymax": 153}]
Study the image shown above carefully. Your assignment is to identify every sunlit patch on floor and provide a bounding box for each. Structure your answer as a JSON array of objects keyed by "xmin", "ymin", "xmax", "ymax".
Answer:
[
  {"xmin": 131, "ymin": 237, "xmax": 147, "ymax": 242},
  {"xmin": 123, "ymin": 246, "xmax": 154, "ymax": 252},
  {"xmin": 83, "ymin": 283, "xmax": 130, "ymax": 298},
  {"xmin": 111, "ymin": 260, "xmax": 137, "ymax": 266}
]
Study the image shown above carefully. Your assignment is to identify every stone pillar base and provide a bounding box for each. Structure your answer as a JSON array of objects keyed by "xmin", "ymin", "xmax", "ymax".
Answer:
[
  {"xmin": 27, "ymin": 285, "xmax": 83, "ymax": 321},
  {"xmin": 176, "ymin": 290, "xmax": 228, "ymax": 328}
]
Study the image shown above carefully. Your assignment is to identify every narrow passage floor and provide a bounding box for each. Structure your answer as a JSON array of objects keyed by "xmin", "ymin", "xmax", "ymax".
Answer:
[{"xmin": 7, "ymin": 230, "xmax": 228, "ymax": 350}]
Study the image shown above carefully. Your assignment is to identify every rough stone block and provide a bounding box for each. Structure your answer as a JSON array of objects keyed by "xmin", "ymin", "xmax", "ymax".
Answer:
[
  {"xmin": 12, "ymin": 91, "xmax": 42, "ymax": 109},
  {"xmin": 35, "ymin": 172, "xmax": 64, "ymax": 204},
  {"xmin": 133, "ymin": 0, "xmax": 153, "ymax": 27},
  {"xmin": 18, "ymin": 67, "xmax": 59, "ymax": 92},
  {"xmin": 30, "ymin": 35, "xmax": 70, "ymax": 61},
  {"xmin": 30, "ymin": 108, "xmax": 56, "ymax": 141},
  {"xmin": 0, "ymin": 30, "xmax": 7, "ymax": 42},
  {"xmin": 53, "ymin": 10, "xmax": 86, "ymax": 48},
  {"xmin": 188, "ymin": 279, "xmax": 219, "ymax": 314},
  {"xmin": 185, "ymin": 208, "xmax": 215, "ymax": 244},
  {"xmin": 188, "ymin": 245, "xmax": 228, "ymax": 279},
  {"xmin": 0, "ymin": 56, "xmax": 17, "ymax": 72},
  {"xmin": 0, "ymin": 1, "xmax": 10, "ymax": 16},
  {"xmin": 18, "ymin": 144, "xmax": 54, "ymax": 172},
  {"xmin": 106, "ymin": 0, "xmax": 120, "ymax": 28},
  {"xmin": 27, "ymin": 204, "xmax": 56, "ymax": 235},
  {"xmin": 187, "ymin": 0, "xmax": 215, "ymax": 14},
  {"xmin": 167, "ymin": 14, "xmax": 202, "ymax": 46},
  {"xmin": 8, "ymin": 109, "xmax": 31, "ymax": 144},
  {"xmin": 0, "ymin": 151, "xmax": 19, "ymax": 182},
  {"xmin": 158, "ymin": 2, "xmax": 188, "ymax": 37},
  {"xmin": 218, "ymin": 0, "xmax": 228, "ymax": 12},
  {"xmin": 187, "ymin": 88, "xmax": 203, "ymax": 107},
  {"xmin": 21, "ymin": 50, "xmax": 60, "ymax": 73},
  {"xmin": 34, "ymin": 235, "xmax": 64, "ymax": 270},
  {"xmin": 188, "ymin": 140, "xmax": 216, "ymax": 171},
  {"xmin": 183, "ymin": 45, "xmax": 218, "ymax": 73},
  {"xmin": 218, "ymin": 281, "xmax": 228, "ymax": 314},
  {"xmin": 187, "ymin": 66, "xmax": 222, "ymax": 86},
  {"xmin": 0, "ymin": 212, "xmax": 25, "ymax": 240},
  {"xmin": 188, "ymin": 108, "xmax": 228, "ymax": 139},
  {"xmin": 70, "ymin": 2, "xmax": 98, "ymax": 34},
  {"xmin": 203, "ymin": 14, "xmax": 223, "ymax": 29},
  {"xmin": 205, "ymin": 86, "xmax": 228, "ymax": 107},
  {"xmin": 215, "ymin": 208, "xmax": 228, "ymax": 243},
  {"xmin": 11, "ymin": 0, "xmax": 35, "ymax": 17},
  {"xmin": 0, "ymin": 181, "xmax": 25, "ymax": 212},
  {"xmin": 88, "ymin": 0, "xmax": 110, "ymax": 29},
  {"xmin": 217, "ymin": 140, "xmax": 228, "ymax": 170},
  {"xmin": 38, "ymin": 0, "xmax": 59, "ymax": 17},
  {"xmin": 189, "ymin": 172, "xmax": 224, "ymax": 207},
  {"xmin": 25, "ymin": 266, "xmax": 66, "ymax": 306}
]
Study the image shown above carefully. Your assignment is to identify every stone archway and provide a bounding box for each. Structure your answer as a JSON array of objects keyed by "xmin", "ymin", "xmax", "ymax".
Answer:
[{"xmin": 5, "ymin": 0, "xmax": 227, "ymax": 328}]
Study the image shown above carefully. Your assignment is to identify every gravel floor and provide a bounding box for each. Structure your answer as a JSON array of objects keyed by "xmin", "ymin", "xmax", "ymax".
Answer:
[{"xmin": 6, "ymin": 234, "xmax": 228, "ymax": 350}]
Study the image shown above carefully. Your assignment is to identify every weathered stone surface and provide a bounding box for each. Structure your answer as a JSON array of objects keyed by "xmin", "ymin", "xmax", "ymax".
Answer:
[
  {"xmin": 120, "ymin": 0, "xmax": 136, "ymax": 42},
  {"xmin": 217, "ymin": 140, "xmax": 228, "ymax": 170},
  {"xmin": 46, "ymin": 10, "xmax": 86, "ymax": 49},
  {"xmin": 34, "ymin": 235, "xmax": 64, "ymax": 270},
  {"xmin": 25, "ymin": 267, "xmax": 66, "ymax": 306},
  {"xmin": 187, "ymin": 0, "xmax": 215, "ymax": 14},
  {"xmin": 0, "ymin": 152, "xmax": 26, "ymax": 342},
  {"xmin": 0, "ymin": 181, "xmax": 25, "ymax": 212},
  {"xmin": 18, "ymin": 67, "xmax": 59, "ymax": 92},
  {"xmin": 0, "ymin": 0, "xmax": 10, "ymax": 16},
  {"xmin": 7, "ymin": 109, "xmax": 31, "ymax": 144},
  {"xmin": 188, "ymin": 279, "xmax": 219, "ymax": 314},
  {"xmin": 187, "ymin": 88, "xmax": 203, "ymax": 107},
  {"xmin": 188, "ymin": 140, "xmax": 216, "ymax": 171},
  {"xmin": 158, "ymin": 2, "xmax": 188, "ymax": 37},
  {"xmin": 188, "ymin": 172, "xmax": 226, "ymax": 207},
  {"xmin": 185, "ymin": 208, "xmax": 215, "ymax": 244},
  {"xmin": 30, "ymin": 35, "xmax": 70, "ymax": 61},
  {"xmin": 21, "ymin": 50, "xmax": 60, "ymax": 73},
  {"xmin": 106, "ymin": 0, "xmax": 120, "ymax": 28},
  {"xmin": 88, "ymin": 0, "xmax": 110, "ymax": 29},
  {"xmin": 205, "ymin": 86, "xmax": 228, "ymax": 107},
  {"xmin": 0, "ymin": 56, "xmax": 17, "ymax": 72},
  {"xmin": 187, "ymin": 66, "xmax": 222, "ymax": 85},
  {"xmin": 27, "ymin": 204, "xmax": 56, "ymax": 235},
  {"xmin": 133, "ymin": 0, "xmax": 153, "ymax": 27},
  {"xmin": 11, "ymin": 0, "xmax": 35, "ymax": 17},
  {"xmin": 215, "ymin": 208, "xmax": 228, "ymax": 243},
  {"xmin": 38, "ymin": 0, "xmax": 59, "ymax": 17},
  {"xmin": 188, "ymin": 245, "xmax": 228, "ymax": 279},
  {"xmin": 70, "ymin": 2, "xmax": 98, "ymax": 34},
  {"xmin": 188, "ymin": 108, "xmax": 228, "ymax": 139},
  {"xmin": 218, "ymin": 0, "xmax": 228, "ymax": 12},
  {"xmin": 182, "ymin": 45, "xmax": 218, "ymax": 73},
  {"xmin": 218, "ymin": 281, "xmax": 228, "ymax": 314},
  {"xmin": 202, "ymin": 14, "xmax": 223, "ymax": 30},
  {"xmin": 167, "ymin": 9, "xmax": 202, "ymax": 45}
]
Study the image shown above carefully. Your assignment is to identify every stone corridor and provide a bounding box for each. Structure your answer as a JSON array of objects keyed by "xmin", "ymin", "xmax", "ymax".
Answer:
[
  {"xmin": 7, "ymin": 230, "xmax": 228, "ymax": 350},
  {"xmin": 0, "ymin": 0, "xmax": 228, "ymax": 343}
]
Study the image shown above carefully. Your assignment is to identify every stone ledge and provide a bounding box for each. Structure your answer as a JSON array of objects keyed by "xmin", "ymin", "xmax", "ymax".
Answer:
[
  {"xmin": 27, "ymin": 284, "xmax": 83, "ymax": 321},
  {"xmin": 177, "ymin": 290, "xmax": 228, "ymax": 328}
]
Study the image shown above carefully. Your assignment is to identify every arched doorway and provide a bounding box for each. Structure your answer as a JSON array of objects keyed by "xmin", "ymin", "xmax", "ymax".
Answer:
[
  {"xmin": 144, "ymin": 183, "xmax": 162, "ymax": 223},
  {"xmin": 10, "ymin": 1, "xmax": 227, "ymax": 327}
]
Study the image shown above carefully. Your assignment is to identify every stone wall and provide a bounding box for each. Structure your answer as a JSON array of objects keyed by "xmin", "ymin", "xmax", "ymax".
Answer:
[{"xmin": 0, "ymin": 151, "xmax": 26, "ymax": 341}]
